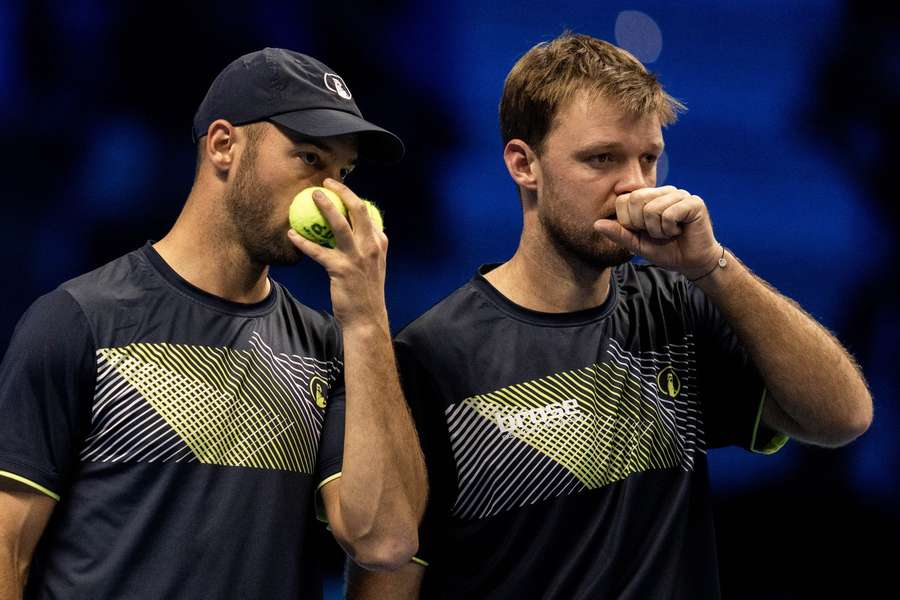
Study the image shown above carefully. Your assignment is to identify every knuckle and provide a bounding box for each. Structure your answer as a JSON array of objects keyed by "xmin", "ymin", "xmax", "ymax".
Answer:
[
  {"xmin": 662, "ymin": 219, "xmax": 681, "ymax": 235},
  {"xmin": 642, "ymin": 199, "xmax": 661, "ymax": 213},
  {"xmin": 365, "ymin": 243, "xmax": 384, "ymax": 261}
]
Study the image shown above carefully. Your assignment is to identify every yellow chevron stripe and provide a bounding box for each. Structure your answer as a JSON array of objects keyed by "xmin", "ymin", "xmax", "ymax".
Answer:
[
  {"xmin": 99, "ymin": 342, "xmax": 325, "ymax": 473},
  {"xmin": 463, "ymin": 360, "xmax": 685, "ymax": 489}
]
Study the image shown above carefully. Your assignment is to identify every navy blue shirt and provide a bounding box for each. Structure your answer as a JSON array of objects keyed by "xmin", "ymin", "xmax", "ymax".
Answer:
[
  {"xmin": 396, "ymin": 263, "xmax": 785, "ymax": 599},
  {"xmin": 0, "ymin": 243, "xmax": 345, "ymax": 599}
]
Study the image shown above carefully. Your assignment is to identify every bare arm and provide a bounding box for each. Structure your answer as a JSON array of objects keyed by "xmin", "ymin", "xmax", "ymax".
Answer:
[
  {"xmin": 0, "ymin": 480, "xmax": 55, "ymax": 600},
  {"xmin": 345, "ymin": 560, "xmax": 424, "ymax": 600},
  {"xmin": 318, "ymin": 324, "xmax": 426, "ymax": 569},
  {"xmin": 595, "ymin": 186, "xmax": 872, "ymax": 447},
  {"xmin": 290, "ymin": 179, "xmax": 427, "ymax": 570},
  {"xmin": 693, "ymin": 251, "xmax": 871, "ymax": 446}
]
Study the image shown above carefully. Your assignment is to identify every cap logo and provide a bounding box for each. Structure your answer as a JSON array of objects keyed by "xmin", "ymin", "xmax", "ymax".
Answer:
[{"xmin": 324, "ymin": 73, "xmax": 352, "ymax": 100}]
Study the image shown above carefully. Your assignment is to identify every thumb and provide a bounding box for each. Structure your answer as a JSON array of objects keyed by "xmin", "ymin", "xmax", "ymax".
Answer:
[{"xmin": 593, "ymin": 219, "xmax": 640, "ymax": 253}]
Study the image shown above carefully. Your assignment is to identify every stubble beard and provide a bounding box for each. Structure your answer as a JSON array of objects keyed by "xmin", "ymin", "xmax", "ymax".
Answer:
[
  {"xmin": 223, "ymin": 149, "xmax": 303, "ymax": 267},
  {"xmin": 539, "ymin": 176, "xmax": 633, "ymax": 270}
]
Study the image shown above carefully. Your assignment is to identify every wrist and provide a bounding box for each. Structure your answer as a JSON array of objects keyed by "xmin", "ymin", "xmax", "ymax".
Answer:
[
  {"xmin": 686, "ymin": 244, "xmax": 727, "ymax": 282},
  {"xmin": 692, "ymin": 248, "xmax": 747, "ymax": 296},
  {"xmin": 338, "ymin": 312, "xmax": 391, "ymax": 337}
]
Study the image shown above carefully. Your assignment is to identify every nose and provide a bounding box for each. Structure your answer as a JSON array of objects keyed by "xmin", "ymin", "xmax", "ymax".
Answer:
[{"xmin": 614, "ymin": 159, "xmax": 650, "ymax": 195}]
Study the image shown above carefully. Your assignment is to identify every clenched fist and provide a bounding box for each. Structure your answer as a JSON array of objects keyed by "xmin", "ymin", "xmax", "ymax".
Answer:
[{"xmin": 593, "ymin": 185, "xmax": 722, "ymax": 280}]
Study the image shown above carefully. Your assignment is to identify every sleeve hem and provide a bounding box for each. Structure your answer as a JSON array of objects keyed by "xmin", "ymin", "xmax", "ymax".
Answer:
[
  {"xmin": 750, "ymin": 388, "xmax": 790, "ymax": 455},
  {"xmin": 315, "ymin": 471, "xmax": 343, "ymax": 523},
  {"xmin": 0, "ymin": 470, "xmax": 60, "ymax": 501},
  {"xmin": 317, "ymin": 471, "xmax": 343, "ymax": 492}
]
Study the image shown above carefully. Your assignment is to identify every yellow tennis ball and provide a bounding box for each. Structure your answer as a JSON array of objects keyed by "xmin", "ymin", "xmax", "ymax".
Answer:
[
  {"xmin": 289, "ymin": 187, "xmax": 385, "ymax": 248},
  {"xmin": 289, "ymin": 187, "xmax": 347, "ymax": 248},
  {"xmin": 365, "ymin": 201, "xmax": 384, "ymax": 233}
]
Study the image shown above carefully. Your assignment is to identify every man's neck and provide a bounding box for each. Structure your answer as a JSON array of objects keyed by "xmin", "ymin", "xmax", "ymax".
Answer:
[
  {"xmin": 484, "ymin": 237, "xmax": 613, "ymax": 313},
  {"xmin": 153, "ymin": 196, "xmax": 271, "ymax": 305}
]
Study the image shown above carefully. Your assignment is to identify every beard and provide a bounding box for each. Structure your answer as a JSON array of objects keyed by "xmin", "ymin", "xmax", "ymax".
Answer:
[
  {"xmin": 538, "ymin": 177, "xmax": 632, "ymax": 270},
  {"xmin": 223, "ymin": 149, "xmax": 303, "ymax": 267}
]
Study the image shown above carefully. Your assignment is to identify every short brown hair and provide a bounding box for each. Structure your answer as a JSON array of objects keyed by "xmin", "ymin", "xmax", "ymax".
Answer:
[{"xmin": 499, "ymin": 32, "xmax": 685, "ymax": 153}]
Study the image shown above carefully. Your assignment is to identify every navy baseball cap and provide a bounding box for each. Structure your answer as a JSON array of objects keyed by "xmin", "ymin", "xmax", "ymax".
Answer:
[{"xmin": 192, "ymin": 48, "xmax": 404, "ymax": 163}]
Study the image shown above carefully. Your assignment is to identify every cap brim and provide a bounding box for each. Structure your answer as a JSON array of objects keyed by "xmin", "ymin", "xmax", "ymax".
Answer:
[{"xmin": 269, "ymin": 109, "xmax": 404, "ymax": 163}]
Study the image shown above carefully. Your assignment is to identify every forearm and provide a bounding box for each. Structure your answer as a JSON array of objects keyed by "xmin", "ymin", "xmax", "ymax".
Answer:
[
  {"xmin": 695, "ymin": 250, "xmax": 872, "ymax": 446},
  {"xmin": 337, "ymin": 320, "xmax": 427, "ymax": 564},
  {"xmin": 0, "ymin": 550, "xmax": 24, "ymax": 600},
  {"xmin": 292, "ymin": 180, "xmax": 427, "ymax": 566},
  {"xmin": 0, "ymin": 485, "xmax": 55, "ymax": 600},
  {"xmin": 346, "ymin": 560, "xmax": 424, "ymax": 600}
]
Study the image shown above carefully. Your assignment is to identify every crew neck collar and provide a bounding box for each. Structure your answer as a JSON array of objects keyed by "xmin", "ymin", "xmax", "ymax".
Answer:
[
  {"xmin": 141, "ymin": 241, "xmax": 278, "ymax": 317},
  {"xmin": 472, "ymin": 263, "xmax": 619, "ymax": 327}
]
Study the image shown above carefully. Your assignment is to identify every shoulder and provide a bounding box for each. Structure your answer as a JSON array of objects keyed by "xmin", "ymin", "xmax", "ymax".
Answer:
[
  {"xmin": 273, "ymin": 282, "xmax": 343, "ymax": 356},
  {"xmin": 395, "ymin": 281, "xmax": 482, "ymax": 350},
  {"xmin": 4, "ymin": 287, "xmax": 96, "ymax": 379},
  {"xmin": 14, "ymin": 287, "xmax": 90, "ymax": 339},
  {"xmin": 275, "ymin": 282, "xmax": 339, "ymax": 331},
  {"xmin": 60, "ymin": 248, "xmax": 151, "ymax": 313}
]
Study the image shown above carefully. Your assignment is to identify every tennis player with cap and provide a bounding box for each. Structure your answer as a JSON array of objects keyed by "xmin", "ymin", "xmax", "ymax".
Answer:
[{"xmin": 0, "ymin": 48, "xmax": 425, "ymax": 599}]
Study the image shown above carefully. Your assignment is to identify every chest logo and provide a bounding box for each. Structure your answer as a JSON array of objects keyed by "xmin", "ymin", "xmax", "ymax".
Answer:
[
  {"xmin": 310, "ymin": 375, "xmax": 328, "ymax": 409},
  {"xmin": 657, "ymin": 366, "xmax": 681, "ymax": 398},
  {"xmin": 494, "ymin": 398, "xmax": 583, "ymax": 437}
]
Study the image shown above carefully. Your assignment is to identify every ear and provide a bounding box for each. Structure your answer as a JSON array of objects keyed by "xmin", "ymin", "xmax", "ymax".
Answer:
[
  {"xmin": 503, "ymin": 139, "xmax": 541, "ymax": 195},
  {"xmin": 203, "ymin": 119, "xmax": 238, "ymax": 174}
]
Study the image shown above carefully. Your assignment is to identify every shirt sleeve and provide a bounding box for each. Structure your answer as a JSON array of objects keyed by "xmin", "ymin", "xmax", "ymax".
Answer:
[
  {"xmin": 0, "ymin": 289, "xmax": 96, "ymax": 500},
  {"xmin": 315, "ymin": 373, "xmax": 345, "ymax": 487},
  {"xmin": 394, "ymin": 335, "xmax": 456, "ymax": 568},
  {"xmin": 686, "ymin": 280, "xmax": 788, "ymax": 454},
  {"xmin": 314, "ymin": 321, "xmax": 346, "ymax": 521}
]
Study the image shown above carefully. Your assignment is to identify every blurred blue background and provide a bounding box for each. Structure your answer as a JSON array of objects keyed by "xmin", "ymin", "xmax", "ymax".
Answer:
[{"xmin": 1, "ymin": 1, "xmax": 897, "ymax": 598}]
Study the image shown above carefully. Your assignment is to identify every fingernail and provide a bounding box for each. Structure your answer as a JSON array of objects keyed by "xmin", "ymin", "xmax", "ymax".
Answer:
[
  {"xmin": 323, "ymin": 178, "xmax": 335, "ymax": 186},
  {"xmin": 313, "ymin": 190, "xmax": 324, "ymax": 201}
]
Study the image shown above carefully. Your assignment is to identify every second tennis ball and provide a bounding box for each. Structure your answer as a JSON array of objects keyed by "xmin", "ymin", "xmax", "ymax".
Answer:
[{"xmin": 289, "ymin": 187, "xmax": 383, "ymax": 248}]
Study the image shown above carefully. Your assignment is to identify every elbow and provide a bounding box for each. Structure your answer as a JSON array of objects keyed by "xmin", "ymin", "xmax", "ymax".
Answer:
[
  {"xmin": 818, "ymin": 393, "xmax": 874, "ymax": 448},
  {"xmin": 333, "ymin": 511, "xmax": 419, "ymax": 571},
  {"xmin": 343, "ymin": 529, "xmax": 419, "ymax": 571},
  {"xmin": 845, "ymin": 393, "xmax": 874, "ymax": 442}
]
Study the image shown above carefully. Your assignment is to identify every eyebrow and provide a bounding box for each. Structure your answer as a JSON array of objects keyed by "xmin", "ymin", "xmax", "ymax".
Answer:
[
  {"xmin": 288, "ymin": 134, "xmax": 333, "ymax": 154},
  {"xmin": 288, "ymin": 133, "xmax": 358, "ymax": 165},
  {"xmin": 580, "ymin": 141, "xmax": 665, "ymax": 154}
]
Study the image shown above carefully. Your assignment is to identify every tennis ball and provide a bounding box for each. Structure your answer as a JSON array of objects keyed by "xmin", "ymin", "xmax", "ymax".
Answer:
[
  {"xmin": 366, "ymin": 201, "xmax": 384, "ymax": 233},
  {"xmin": 289, "ymin": 186, "xmax": 384, "ymax": 248},
  {"xmin": 289, "ymin": 187, "xmax": 347, "ymax": 248}
]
